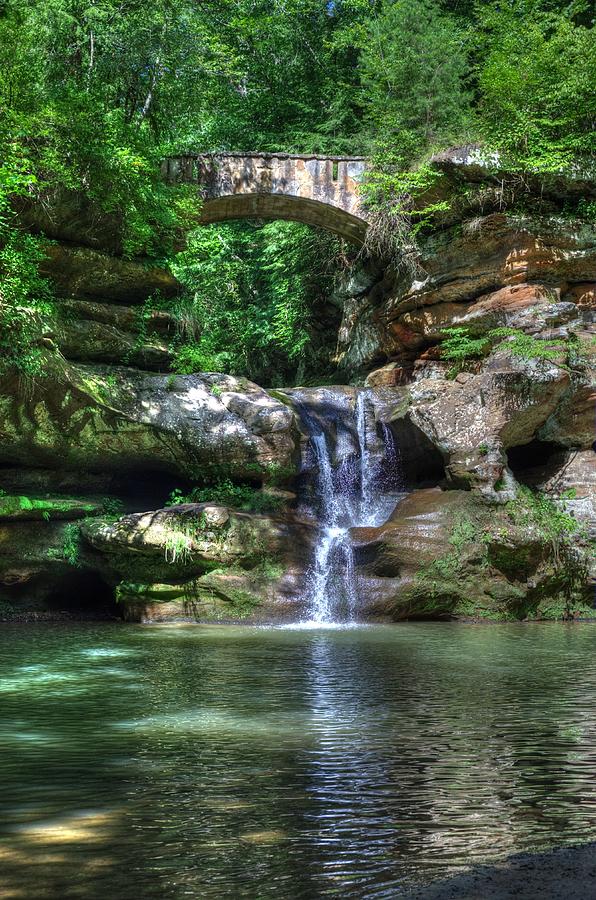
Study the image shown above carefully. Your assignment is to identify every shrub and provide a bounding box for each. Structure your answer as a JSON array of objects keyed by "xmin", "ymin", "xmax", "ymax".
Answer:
[{"xmin": 166, "ymin": 480, "xmax": 284, "ymax": 514}]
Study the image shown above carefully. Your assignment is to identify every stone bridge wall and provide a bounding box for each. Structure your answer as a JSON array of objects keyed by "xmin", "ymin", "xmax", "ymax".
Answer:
[{"xmin": 162, "ymin": 153, "xmax": 368, "ymax": 242}]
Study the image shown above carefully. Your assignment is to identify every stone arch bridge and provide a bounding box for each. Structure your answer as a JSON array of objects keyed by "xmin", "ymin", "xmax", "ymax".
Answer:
[{"xmin": 162, "ymin": 153, "xmax": 368, "ymax": 243}]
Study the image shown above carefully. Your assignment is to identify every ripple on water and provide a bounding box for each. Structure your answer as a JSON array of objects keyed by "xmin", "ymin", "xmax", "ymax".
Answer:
[{"xmin": 0, "ymin": 622, "xmax": 595, "ymax": 898}]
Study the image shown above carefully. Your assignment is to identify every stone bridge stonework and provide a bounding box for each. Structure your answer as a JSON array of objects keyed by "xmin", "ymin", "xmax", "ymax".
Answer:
[{"xmin": 162, "ymin": 153, "xmax": 368, "ymax": 243}]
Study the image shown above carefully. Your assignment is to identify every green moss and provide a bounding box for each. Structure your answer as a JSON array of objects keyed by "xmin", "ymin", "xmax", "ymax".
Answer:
[
  {"xmin": 46, "ymin": 523, "xmax": 82, "ymax": 567},
  {"xmin": 415, "ymin": 510, "xmax": 488, "ymax": 596},
  {"xmin": 116, "ymin": 577, "xmax": 262, "ymax": 620},
  {"xmin": 534, "ymin": 599, "xmax": 596, "ymax": 621},
  {"xmin": 488, "ymin": 544, "xmax": 535, "ymax": 577},
  {"xmin": 0, "ymin": 495, "xmax": 98, "ymax": 521},
  {"xmin": 453, "ymin": 598, "xmax": 521, "ymax": 622}
]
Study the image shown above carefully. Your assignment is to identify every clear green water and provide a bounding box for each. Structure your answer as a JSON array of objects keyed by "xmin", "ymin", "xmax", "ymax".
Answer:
[{"xmin": 1, "ymin": 622, "xmax": 596, "ymax": 898}]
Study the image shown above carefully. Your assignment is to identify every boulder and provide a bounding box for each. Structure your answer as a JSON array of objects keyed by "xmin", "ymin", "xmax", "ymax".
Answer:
[
  {"xmin": 81, "ymin": 503, "xmax": 313, "ymax": 579},
  {"xmin": 0, "ymin": 358, "xmax": 297, "ymax": 482},
  {"xmin": 81, "ymin": 503, "xmax": 315, "ymax": 622},
  {"xmin": 365, "ymin": 362, "xmax": 410, "ymax": 387},
  {"xmin": 53, "ymin": 296, "xmax": 176, "ymax": 371},
  {"xmin": 400, "ymin": 350, "xmax": 572, "ymax": 490},
  {"xmin": 40, "ymin": 243, "xmax": 180, "ymax": 303},
  {"xmin": 352, "ymin": 488, "xmax": 593, "ymax": 621},
  {"xmin": 539, "ymin": 382, "xmax": 596, "ymax": 448}
]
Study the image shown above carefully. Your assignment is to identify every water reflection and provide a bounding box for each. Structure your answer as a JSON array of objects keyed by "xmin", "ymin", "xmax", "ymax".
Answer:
[{"xmin": 0, "ymin": 623, "xmax": 596, "ymax": 897}]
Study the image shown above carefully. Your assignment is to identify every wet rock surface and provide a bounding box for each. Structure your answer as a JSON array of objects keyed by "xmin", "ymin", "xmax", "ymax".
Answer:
[{"xmin": 2, "ymin": 156, "xmax": 595, "ymax": 621}]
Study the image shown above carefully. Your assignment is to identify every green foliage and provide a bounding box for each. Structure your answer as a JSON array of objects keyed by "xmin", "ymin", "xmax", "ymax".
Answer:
[
  {"xmin": 357, "ymin": 1, "xmax": 595, "ymax": 253},
  {"xmin": 46, "ymin": 523, "xmax": 82, "ymax": 567},
  {"xmin": 360, "ymin": 0, "xmax": 471, "ymax": 168},
  {"xmin": 506, "ymin": 485, "xmax": 579, "ymax": 540},
  {"xmin": 1, "ymin": 0, "xmax": 594, "ymax": 383},
  {"xmin": 61, "ymin": 524, "xmax": 82, "ymax": 567},
  {"xmin": 357, "ymin": 0, "xmax": 471, "ymax": 259},
  {"xmin": 46, "ymin": 523, "xmax": 83, "ymax": 566},
  {"xmin": 488, "ymin": 328, "xmax": 567, "ymax": 364},
  {"xmin": 164, "ymin": 528, "xmax": 196, "ymax": 565},
  {"xmin": 171, "ymin": 221, "xmax": 348, "ymax": 385},
  {"xmin": 416, "ymin": 511, "xmax": 483, "ymax": 594},
  {"xmin": 0, "ymin": 0, "xmax": 204, "ymax": 255},
  {"xmin": 440, "ymin": 326, "xmax": 490, "ymax": 370},
  {"xmin": 506, "ymin": 485, "xmax": 589, "ymax": 616},
  {"xmin": 123, "ymin": 293, "xmax": 166, "ymax": 365},
  {"xmin": 475, "ymin": 2, "xmax": 596, "ymax": 173},
  {"xmin": 440, "ymin": 325, "xmax": 569, "ymax": 375},
  {"xmin": 101, "ymin": 497, "xmax": 124, "ymax": 518},
  {"xmin": 166, "ymin": 480, "xmax": 285, "ymax": 514},
  {"xmin": 0, "ymin": 228, "xmax": 56, "ymax": 376}
]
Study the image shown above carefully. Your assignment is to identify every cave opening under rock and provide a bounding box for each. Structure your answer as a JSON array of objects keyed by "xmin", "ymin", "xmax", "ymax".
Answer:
[
  {"xmin": 507, "ymin": 439, "xmax": 569, "ymax": 487},
  {"xmin": 387, "ymin": 419, "xmax": 446, "ymax": 488},
  {"xmin": 41, "ymin": 570, "xmax": 119, "ymax": 619}
]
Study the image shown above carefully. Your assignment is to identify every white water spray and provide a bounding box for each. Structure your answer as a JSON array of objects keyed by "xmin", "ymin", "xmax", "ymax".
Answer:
[{"xmin": 299, "ymin": 389, "xmax": 403, "ymax": 624}]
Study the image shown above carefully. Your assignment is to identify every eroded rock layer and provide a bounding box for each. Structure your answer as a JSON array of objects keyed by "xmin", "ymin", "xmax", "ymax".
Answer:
[{"xmin": 1, "ymin": 156, "xmax": 594, "ymax": 621}]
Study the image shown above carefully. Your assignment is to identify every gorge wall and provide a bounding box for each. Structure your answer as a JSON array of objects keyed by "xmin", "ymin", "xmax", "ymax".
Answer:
[{"xmin": 1, "ymin": 152, "xmax": 595, "ymax": 622}]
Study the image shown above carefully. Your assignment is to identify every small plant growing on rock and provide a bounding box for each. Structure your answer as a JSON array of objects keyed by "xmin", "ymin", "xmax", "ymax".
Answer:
[
  {"xmin": 440, "ymin": 326, "xmax": 491, "ymax": 376},
  {"xmin": 164, "ymin": 528, "xmax": 195, "ymax": 564},
  {"xmin": 102, "ymin": 497, "xmax": 124, "ymax": 518},
  {"xmin": 47, "ymin": 524, "xmax": 82, "ymax": 567},
  {"xmin": 441, "ymin": 325, "xmax": 570, "ymax": 376},
  {"xmin": 166, "ymin": 480, "xmax": 284, "ymax": 514},
  {"xmin": 489, "ymin": 328, "xmax": 567, "ymax": 364},
  {"xmin": 506, "ymin": 486, "xmax": 590, "ymax": 618}
]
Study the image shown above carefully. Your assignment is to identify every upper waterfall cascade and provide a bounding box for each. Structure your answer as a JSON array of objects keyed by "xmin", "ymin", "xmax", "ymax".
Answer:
[{"xmin": 295, "ymin": 390, "xmax": 404, "ymax": 624}]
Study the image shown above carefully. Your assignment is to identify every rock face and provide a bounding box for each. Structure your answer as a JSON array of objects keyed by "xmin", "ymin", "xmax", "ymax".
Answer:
[
  {"xmin": 2, "ymin": 155, "xmax": 594, "ymax": 622},
  {"xmin": 54, "ymin": 299, "xmax": 176, "ymax": 371},
  {"xmin": 80, "ymin": 503, "xmax": 315, "ymax": 623},
  {"xmin": 353, "ymin": 489, "xmax": 594, "ymax": 621},
  {"xmin": 13, "ymin": 189, "xmax": 183, "ymax": 371},
  {"xmin": 336, "ymin": 215, "xmax": 596, "ymax": 372},
  {"xmin": 0, "ymin": 361, "xmax": 296, "ymax": 481}
]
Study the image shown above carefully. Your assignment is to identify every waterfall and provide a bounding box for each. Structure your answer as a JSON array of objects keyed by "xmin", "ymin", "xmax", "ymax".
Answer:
[{"xmin": 296, "ymin": 389, "xmax": 403, "ymax": 624}]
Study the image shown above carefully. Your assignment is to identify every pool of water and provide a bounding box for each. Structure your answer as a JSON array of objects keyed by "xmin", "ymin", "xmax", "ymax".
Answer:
[{"xmin": 1, "ymin": 622, "xmax": 596, "ymax": 898}]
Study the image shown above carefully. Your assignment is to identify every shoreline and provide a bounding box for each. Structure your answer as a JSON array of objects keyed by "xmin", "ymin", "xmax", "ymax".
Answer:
[
  {"xmin": 2, "ymin": 612, "xmax": 596, "ymax": 626},
  {"xmin": 403, "ymin": 842, "xmax": 596, "ymax": 899}
]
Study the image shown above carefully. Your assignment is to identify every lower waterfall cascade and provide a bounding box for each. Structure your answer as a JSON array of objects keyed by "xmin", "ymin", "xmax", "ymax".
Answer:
[{"xmin": 296, "ymin": 389, "xmax": 405, "ymax": 624}]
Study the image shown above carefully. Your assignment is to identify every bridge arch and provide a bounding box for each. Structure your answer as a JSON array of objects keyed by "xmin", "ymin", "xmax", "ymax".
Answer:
[{"xmin": 162, "ymin": 153, "xmax": 369, "ymax": 244}]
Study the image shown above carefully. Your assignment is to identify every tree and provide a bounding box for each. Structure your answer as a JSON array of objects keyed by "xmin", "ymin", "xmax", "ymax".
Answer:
[
  {"xmin": 475, "ymin": 1, "xmax": 596, "ymax": 172},
  {"xmin": 360, "ymin": 0, "xmax": 471, "ymax": 165}
]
